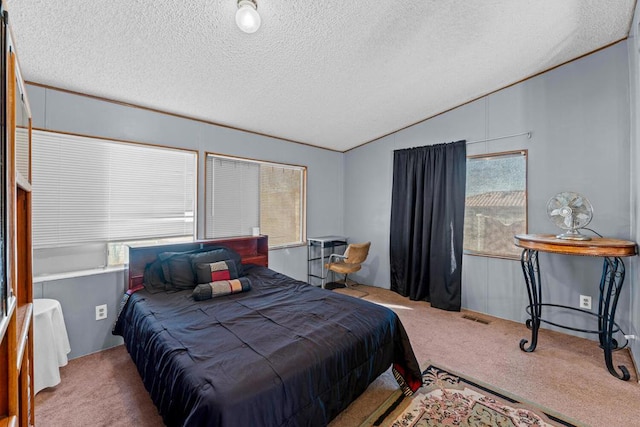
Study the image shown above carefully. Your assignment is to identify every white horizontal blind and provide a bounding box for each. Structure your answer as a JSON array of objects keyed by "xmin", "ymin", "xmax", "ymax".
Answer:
[
  {"xmin": 206, "ymin": 154, "xmax": 305, "ymax": 247},
  {"xmin": 260, "ymin": 165, "xmax": 303, "ymax": 246},
  {"xmin": 32, "ymin": 130, "xmax": 196, "ymax": 249},
  {"xmin": 206, "ymin": 155, "xmax": 259, "ymax": 238}
]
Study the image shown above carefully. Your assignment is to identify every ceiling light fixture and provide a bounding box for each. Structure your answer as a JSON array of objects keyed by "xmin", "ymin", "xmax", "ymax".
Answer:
[{"xmin": 236, "ymin": 0, "xmax": 261, "ymax": 34}]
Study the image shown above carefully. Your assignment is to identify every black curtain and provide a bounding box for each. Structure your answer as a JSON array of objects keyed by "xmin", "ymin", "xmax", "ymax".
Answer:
[{"xmin": 389, "ymin": 140, "xmax": 466, "ymax": 311}]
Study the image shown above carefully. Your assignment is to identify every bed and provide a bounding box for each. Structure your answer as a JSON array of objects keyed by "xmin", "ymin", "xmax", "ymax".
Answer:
[{"xmin": 113, "ymin": 236, "xmax": 422, "ymax": 426}]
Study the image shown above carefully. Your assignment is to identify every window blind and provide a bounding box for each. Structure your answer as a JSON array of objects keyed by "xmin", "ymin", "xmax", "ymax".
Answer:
[
  {"xmin": 206, "ymin": 155, "xmax": 259, "ymax": 238},
  {"xmin": 463, "ymin": 150, "xmax": 527, "ymax": 259},
  {"xmin": 206, "ymin": 154, "xmax": 305, "ymax": 247},
  {"xmin": 32, "ymin": 130, "xmax": 197, "ymax": 249},
  {"xmin": 260, "ymin": 166, "xmax": 303, "ymax": 246}
]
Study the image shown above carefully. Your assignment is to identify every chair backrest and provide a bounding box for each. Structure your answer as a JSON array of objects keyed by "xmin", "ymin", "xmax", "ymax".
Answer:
[{"xmin": 344, "ymin": 242, "xmax": 371, "ymax": 265}]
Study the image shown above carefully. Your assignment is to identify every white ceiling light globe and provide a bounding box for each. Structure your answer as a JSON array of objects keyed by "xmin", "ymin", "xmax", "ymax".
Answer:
[{"xmin": 236, "ymin": 0, "xmax": 261, "ymax": 34}]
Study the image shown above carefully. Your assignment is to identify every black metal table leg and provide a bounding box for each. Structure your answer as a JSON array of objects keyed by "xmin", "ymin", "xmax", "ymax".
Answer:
[
  {"xmin": 515, "ymin": 233, "xmax": 637, "ymax": 382},
  {"xmin": 598, "ymin": 257, "xmax": 630, "ymax": 381},
  {"xmin": 519, "ymin": 249, "xmax": 541, "ymax": 352}
]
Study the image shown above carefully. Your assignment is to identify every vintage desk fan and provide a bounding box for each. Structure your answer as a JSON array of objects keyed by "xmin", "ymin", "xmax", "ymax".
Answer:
[{"xmin": 546, "ymin": 192, "xmax": 593, "ymax": 241}]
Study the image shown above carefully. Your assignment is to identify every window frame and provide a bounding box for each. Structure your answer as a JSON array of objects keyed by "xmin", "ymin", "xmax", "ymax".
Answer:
[
  {"xmin": 31, "ymin": 129, "xmax": 198, "ymax": 273},
  {"xmin": 205, "ymin": 152, "xmax": 307, "ymax": 249},
  {"xmin": 463, "ymin": 149, "xmax": 528, "ymax": 260}
]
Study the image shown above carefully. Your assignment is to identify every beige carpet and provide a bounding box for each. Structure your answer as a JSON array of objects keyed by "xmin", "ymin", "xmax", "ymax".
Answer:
[
  {"xmin": 36, "ymin": 285, "xmax": 640, "ymax": 426},
  {"xmin": 332, "ymin": 285, "xmax": 369, "ymax": 299},
  {"xmin": 35, "ymin": 345, "xmax": 164, "ymax": 427}
]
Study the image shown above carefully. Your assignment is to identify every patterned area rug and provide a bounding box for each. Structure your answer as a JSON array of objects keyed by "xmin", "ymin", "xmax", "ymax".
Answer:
[{"xmin": 362, "ymin": 365, "xmax": 584, "ymax": 427}]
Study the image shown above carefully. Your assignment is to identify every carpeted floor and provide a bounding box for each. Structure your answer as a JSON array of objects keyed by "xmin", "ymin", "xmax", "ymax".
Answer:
[{"xmin": 36, "ymin": 284, "xmax": 640, "ymax": 426}]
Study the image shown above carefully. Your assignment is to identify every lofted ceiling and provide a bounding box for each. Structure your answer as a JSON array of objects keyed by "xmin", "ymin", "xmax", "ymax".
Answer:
[{"xmin": 5, "ymin": 0, "xmax": 636, "ymax": 152}]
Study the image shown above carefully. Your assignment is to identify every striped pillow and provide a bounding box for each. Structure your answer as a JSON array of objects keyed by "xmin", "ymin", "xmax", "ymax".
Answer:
[
  {"xmin": 195, "ymin": 260, "xmax": 239, "ymax": 284},
  {"xmin": 192, "ymin": 277, "xmax": 251, "ymax": 301}
]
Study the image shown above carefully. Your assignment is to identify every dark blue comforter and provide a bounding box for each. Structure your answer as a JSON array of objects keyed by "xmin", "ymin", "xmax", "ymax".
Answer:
[{"xmin": 113, "ymin": 265, "xmax": 421, "ymax": 427}]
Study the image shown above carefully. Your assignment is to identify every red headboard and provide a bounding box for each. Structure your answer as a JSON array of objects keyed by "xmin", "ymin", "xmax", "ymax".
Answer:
[{"xmin": 125, "ymin": 235, "xmax": 268, "ymax": 290}]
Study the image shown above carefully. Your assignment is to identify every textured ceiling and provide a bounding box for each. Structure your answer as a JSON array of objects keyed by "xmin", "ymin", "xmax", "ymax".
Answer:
[{"xmin": 5, "ymin": 0, "xmax": 636, "ymax": 152}]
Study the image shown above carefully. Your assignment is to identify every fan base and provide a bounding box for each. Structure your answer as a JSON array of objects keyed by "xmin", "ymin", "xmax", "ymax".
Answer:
[{"xmin": 556, "ymin": 232, "xmax": 591, "ymax": 241}]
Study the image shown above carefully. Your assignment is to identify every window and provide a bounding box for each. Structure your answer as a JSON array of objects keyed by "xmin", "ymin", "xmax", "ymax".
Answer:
[
  {"xmin": 32, "ymin": 130, "xmax": 197, "ymax": 273},
  {"xmin": 206, "ymin": 154, "xmax": 306, "ymax": 248},
  {"xmin": 463, "ymin": 150, "xmax": 527, "ymax": 259}
]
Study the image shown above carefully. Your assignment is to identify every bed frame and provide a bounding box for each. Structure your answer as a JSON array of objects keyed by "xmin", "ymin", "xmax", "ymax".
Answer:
[{"xmin": 125, "ymin": 235, "xmax": 268, "ymax": 290}]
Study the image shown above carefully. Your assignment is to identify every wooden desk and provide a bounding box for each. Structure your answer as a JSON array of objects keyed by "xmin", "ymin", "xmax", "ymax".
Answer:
[{"xmin": 514, "ymin": 233, "xmax": 638, "ymax": 381}]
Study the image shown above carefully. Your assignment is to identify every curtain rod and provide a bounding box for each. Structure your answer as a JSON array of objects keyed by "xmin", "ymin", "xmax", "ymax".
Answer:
[{"xmin": 466, "ymin": 131, "xmax": 532, "ymax": 145}]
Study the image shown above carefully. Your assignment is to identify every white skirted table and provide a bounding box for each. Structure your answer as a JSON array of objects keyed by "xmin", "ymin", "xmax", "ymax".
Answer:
[{"xmin": 33, "ymin": 298, "xmax": 71, "ymax": 394}]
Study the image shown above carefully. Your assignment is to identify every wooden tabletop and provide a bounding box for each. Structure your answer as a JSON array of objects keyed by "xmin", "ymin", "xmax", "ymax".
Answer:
[{"xmin": 514, "ymin": 234, "xmax": 638, "ymax": 257}]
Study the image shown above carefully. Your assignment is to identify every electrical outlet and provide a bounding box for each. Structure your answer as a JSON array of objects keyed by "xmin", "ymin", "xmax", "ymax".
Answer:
[
  {"xmin": 579, "ymin": 295, "xmax": 592, "ymax": 310},
  {"xmin": 95, "ymin": 304, "xmax": 108, "ymax": 320}
]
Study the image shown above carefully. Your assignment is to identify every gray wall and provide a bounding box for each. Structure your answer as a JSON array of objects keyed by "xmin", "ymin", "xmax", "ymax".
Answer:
[
  {"xmin": 627, "ymin": 6, "xmax": 640, "ymax": 370},
  {"xmin": 33, "ymin": 271, "xmax": 125, "ymax": 358},
  {"xmin": 344, "ymin": 41, "xmax": 635, "ymax": 345},
  {"xmin": 28, "ymin": 84, "xmax": 344, "ymax": 359}
]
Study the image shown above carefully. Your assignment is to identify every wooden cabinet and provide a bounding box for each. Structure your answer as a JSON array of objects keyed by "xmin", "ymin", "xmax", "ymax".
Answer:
[{"xmin": 0, "ymin": 1, "xmax": 34, "ymax": 425}]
